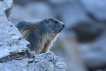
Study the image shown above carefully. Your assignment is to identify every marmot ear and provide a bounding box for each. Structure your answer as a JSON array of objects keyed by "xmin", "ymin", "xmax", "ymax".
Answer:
[
  {"xmin": 16, "ymin": 20, "xmax": 32, "ymax": 30},
  {"xmin": 43, "ymin": 19, "xmax": 50, "ymax": 24}
]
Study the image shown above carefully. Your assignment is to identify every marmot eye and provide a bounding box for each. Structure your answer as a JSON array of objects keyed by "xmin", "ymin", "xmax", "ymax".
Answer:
[
  {"xmin": 45, "ymin": 20, "xmax": 49, "ymax": 24},
  {"xmin": 54, "ymin": 21, "xmax": 58, "ymax": 24}
]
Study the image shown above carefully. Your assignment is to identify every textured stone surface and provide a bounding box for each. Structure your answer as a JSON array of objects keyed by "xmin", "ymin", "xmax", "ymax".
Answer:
[
  {"xmin": 0, "ymin": 0, "xmax": 29, "ymax": 58},
  {"xmin": 28, "ymin": 52, "xmax": 67, "ymax": 71},
  {"xmin": 0, "ymin": 52, "xmax": 67, "ymax": 71},
  {"xmin": 0, "ymin": 0, "xmax": 13, "ymax": 17}
]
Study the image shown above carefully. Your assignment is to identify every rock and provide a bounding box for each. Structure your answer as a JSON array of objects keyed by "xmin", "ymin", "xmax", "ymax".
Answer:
[
  {"xmin": 0, "ymin": 0, "xmax": 13, "ymax": 18},
  {"xmin": 0, "ymin": 52, "xmax": 67, "ymax": 71},
  {"xmin": 53, "ymin": 33, "xmax": 88, "ymax": 71},
  {"xmin": 80, "ymin": 0, "xmax": 106, "ymax": 22},
  {"xmin": 28, "ymin": 52, "xmax": 67, "ymax": 71},
  {"xmin": 83, "ymin": 52, "xmax": 106, "ymax": 70},
  {"xmin": 71, "ymin": 22, "xmax": 104, "ymax": 42},
  {"xmin": 5, "ymin": 5, "xmax": 13, "ymax": 18},
  {"xmin": 78, "ymin": 33, "xmax": 106, "ymax": 70},
  {"xmin": 0, "ymin": 0, "xmax": 29, "ymax": 58}
]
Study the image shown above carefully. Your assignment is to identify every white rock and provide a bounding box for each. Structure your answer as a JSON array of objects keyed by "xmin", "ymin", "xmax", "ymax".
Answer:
[{"xmin": 0, "ymin": 0, "xmax": 29, "ymax": 58}]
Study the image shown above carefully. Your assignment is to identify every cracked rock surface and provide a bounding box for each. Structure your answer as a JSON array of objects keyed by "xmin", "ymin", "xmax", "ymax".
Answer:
[
  {"xmin": 28, "ymin": 52, "xmax": 67, "ymax": 71},
  {"xmin": 0, "ymin": 52, "xmax": 67, "ymax": 71},
  {"xmin": 0, "ymin": 0, "xmax": 29, "ymax": 58}
]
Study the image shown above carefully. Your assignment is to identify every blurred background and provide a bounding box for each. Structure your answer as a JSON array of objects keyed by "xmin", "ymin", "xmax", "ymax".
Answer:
[{"xmin": 9, "ymin": 0, "xmax": 106, "ymax": 71}]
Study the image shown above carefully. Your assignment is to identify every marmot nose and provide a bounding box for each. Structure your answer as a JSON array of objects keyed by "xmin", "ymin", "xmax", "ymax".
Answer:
[
  {"xmin": 62, "ymin": 24, "xmax": 65, "ymax": 29},
  {"xmin": 59, "ymin": 24, "xmax": 65, "ymax": 32}
]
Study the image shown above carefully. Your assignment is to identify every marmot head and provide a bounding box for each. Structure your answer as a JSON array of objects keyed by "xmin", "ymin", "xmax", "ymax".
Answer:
[{"xmin": 37, "ymin": 18, "xmax": 65, "ymax": 35}]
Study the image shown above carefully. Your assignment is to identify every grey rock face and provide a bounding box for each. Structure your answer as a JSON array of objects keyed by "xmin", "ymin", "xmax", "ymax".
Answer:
[
  {"xmin": 0, "ymin": 0, "xmax": 13, "ymax": 18},
  {"xmin": 28, "ymin": 52, "xmax": 67, "ymax": 71},
  {"xmin": 0, "ymin": 52, "xmax": 67, "ymax": 71},
  {"xmin": 0, "ymin": 0, "xmax": 29, "ymax": 58}
]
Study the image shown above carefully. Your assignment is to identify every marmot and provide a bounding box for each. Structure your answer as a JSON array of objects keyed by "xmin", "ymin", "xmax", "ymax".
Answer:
[{"xmin": 16, "ymin": 18, "xmax": 64, "ymax": 54}]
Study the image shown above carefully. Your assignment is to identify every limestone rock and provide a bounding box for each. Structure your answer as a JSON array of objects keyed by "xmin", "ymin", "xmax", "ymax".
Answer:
[
  {"xmin": 0, "ymin": 52, "xmax": 67, "ymax": 71},
  {"xmin": 0, "ymin": 0, "xmax": 29, "ymax": 58}
]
